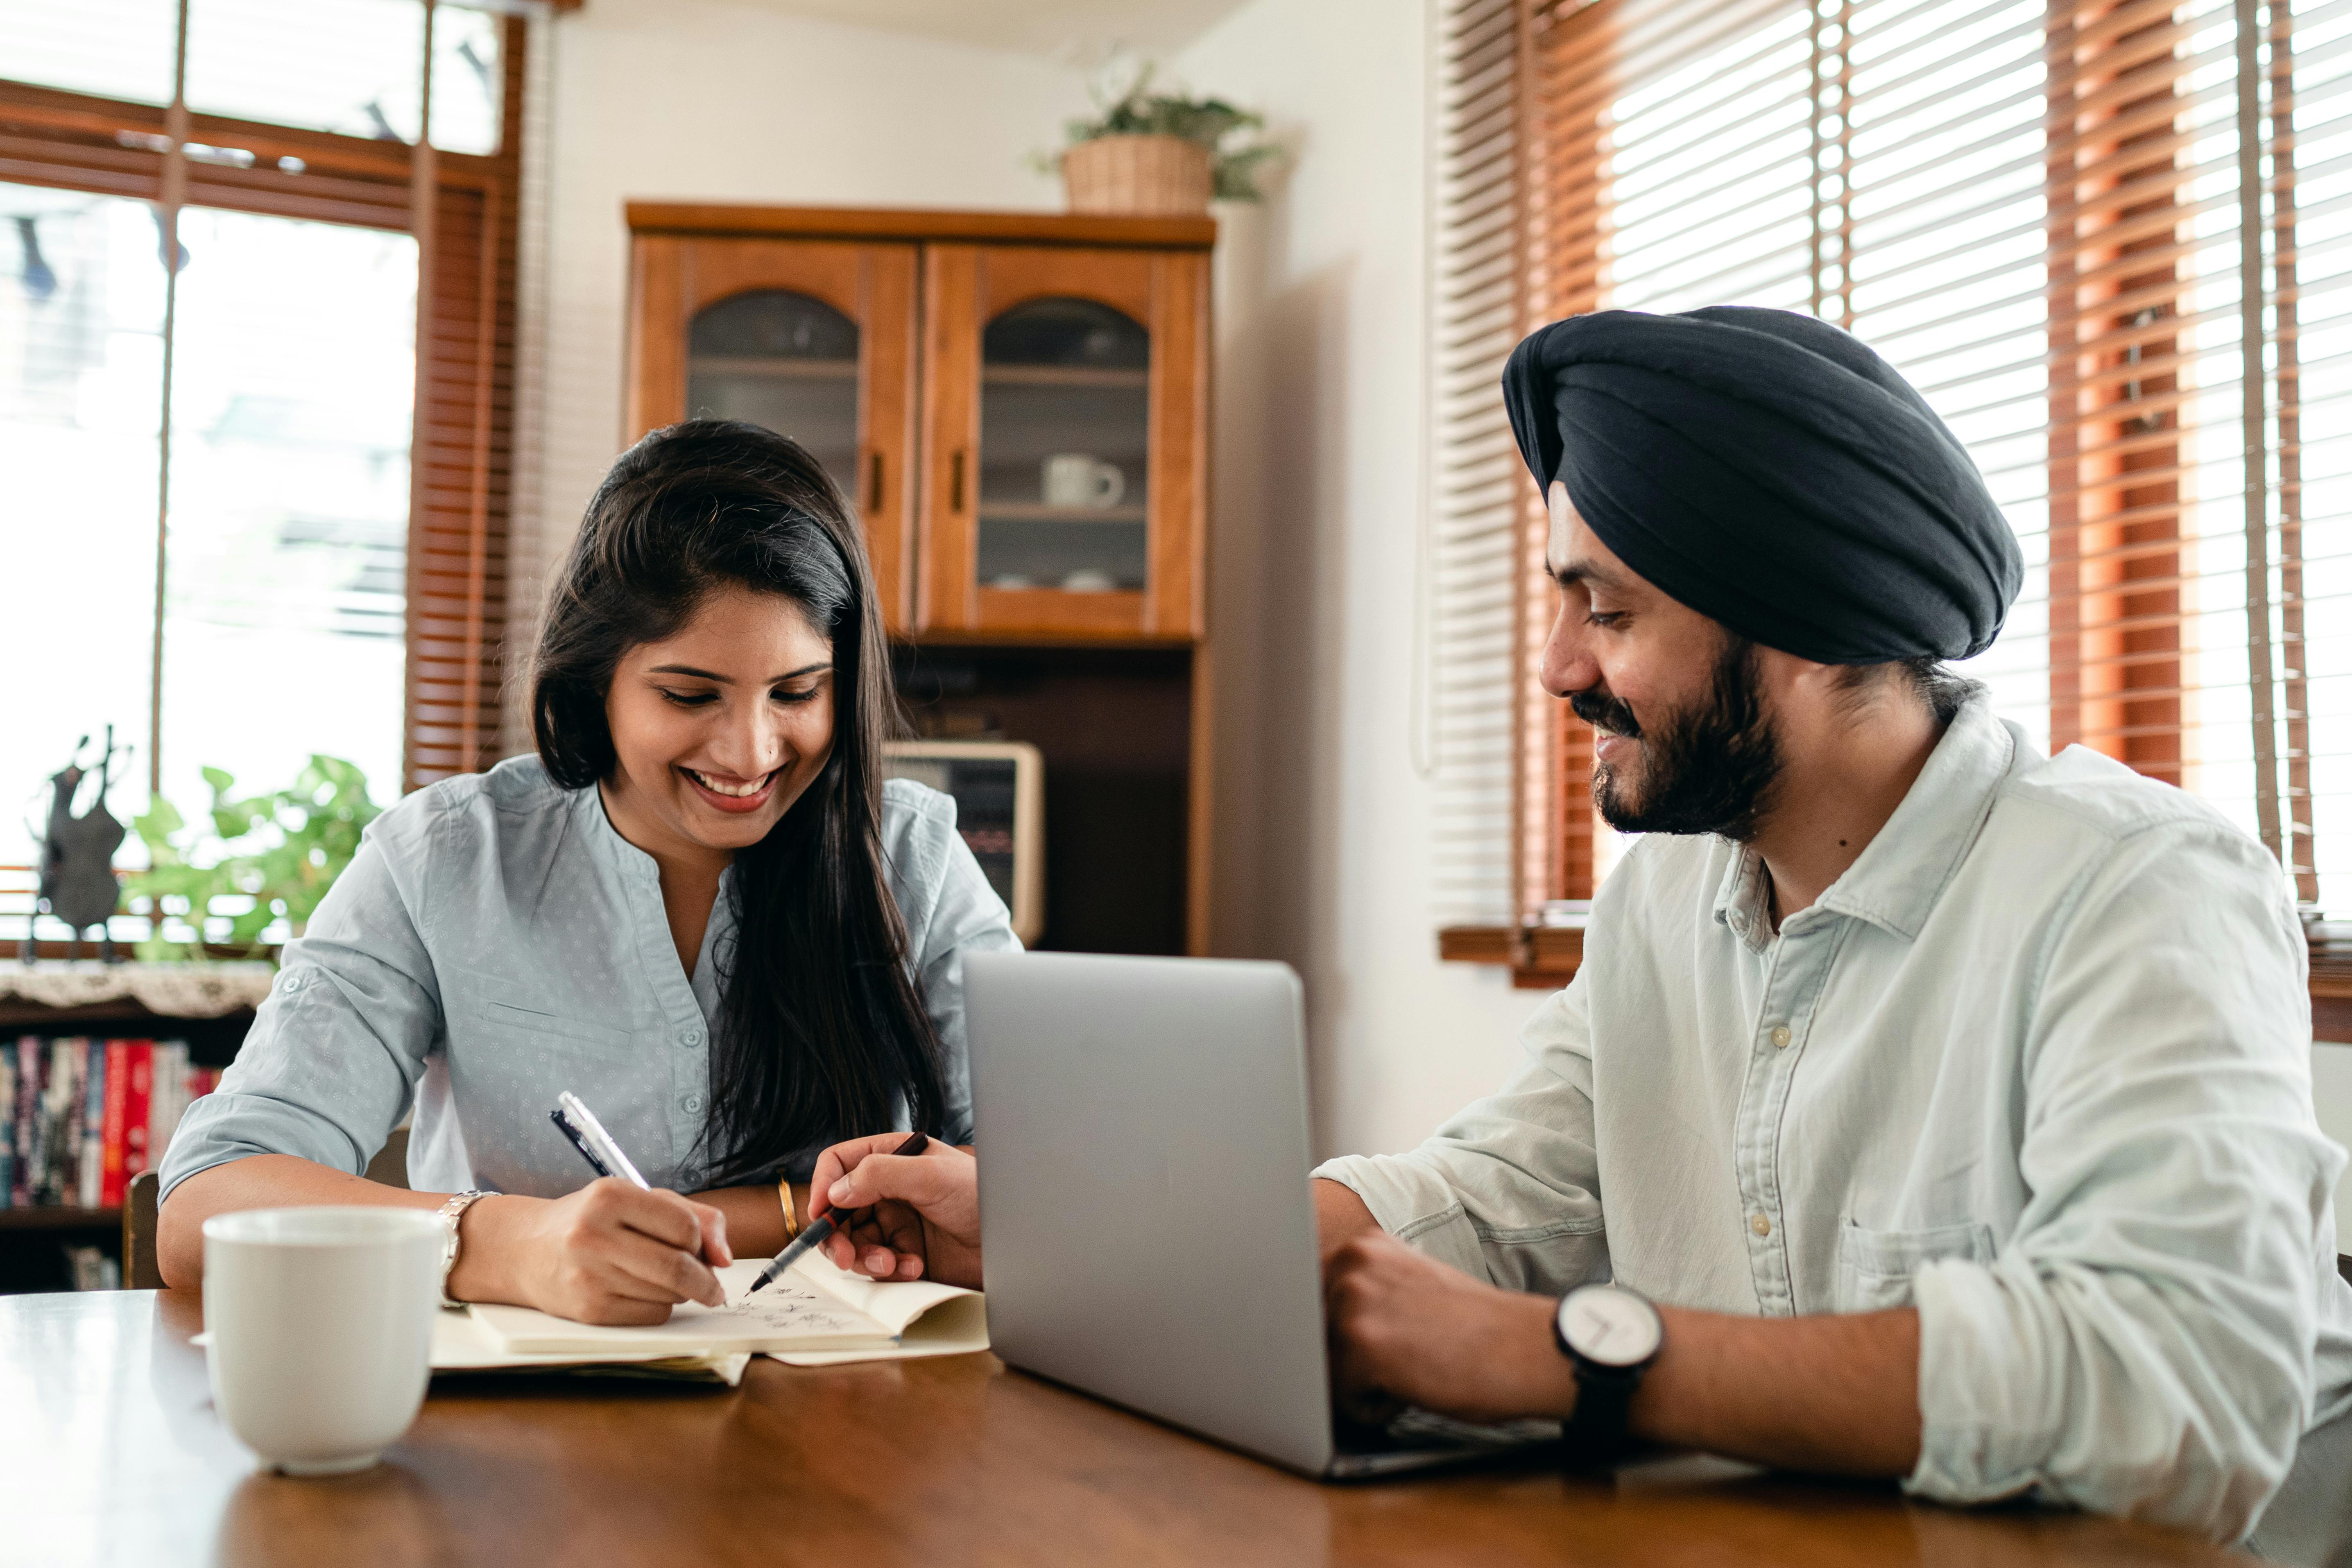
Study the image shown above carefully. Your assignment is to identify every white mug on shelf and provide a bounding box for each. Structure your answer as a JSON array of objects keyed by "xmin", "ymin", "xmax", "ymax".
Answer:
[
  {"xmin": 201, "ymin": 1206, "xmax": 444, "ymax": 1476},
  {"xmin": 1041, "ymin": 453, "xmax": 1125, "ymax": 510}
]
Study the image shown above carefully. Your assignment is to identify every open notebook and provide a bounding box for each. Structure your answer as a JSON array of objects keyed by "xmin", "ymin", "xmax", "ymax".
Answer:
[{"xmin": 465, "ymin": 1252, "xmax": 986, "ymax": 1364}]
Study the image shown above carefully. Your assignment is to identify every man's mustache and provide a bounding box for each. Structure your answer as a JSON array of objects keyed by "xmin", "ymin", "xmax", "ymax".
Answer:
[{"xmin": 1569, "ymin": 687, "xmax": 1642, "ymax": 739}]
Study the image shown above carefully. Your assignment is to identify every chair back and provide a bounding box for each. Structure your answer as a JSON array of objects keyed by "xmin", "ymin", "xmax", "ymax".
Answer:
[{"xmin": 121, "ymin": 1127, "xmax": 413, "ymax": 1290}]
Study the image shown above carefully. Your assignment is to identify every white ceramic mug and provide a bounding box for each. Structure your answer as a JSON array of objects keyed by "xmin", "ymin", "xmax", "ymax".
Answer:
[
  {"xmin": 202, "ymin": 1206, "xmax": 444, "ymax": 1476},
  {"xmin": 1042, "ymin": 453, "xmax": 1124, "ymax": 509}
]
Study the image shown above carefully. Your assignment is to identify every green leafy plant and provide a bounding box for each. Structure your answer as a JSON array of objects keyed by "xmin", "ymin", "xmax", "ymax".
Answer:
[
  {"xmin": 1037, "ymin": 63, "xmax": 1281, "ymax": 201},
  {"xmin": 122, "ymin": 754, "xmax": 381, "ymax": 961}
]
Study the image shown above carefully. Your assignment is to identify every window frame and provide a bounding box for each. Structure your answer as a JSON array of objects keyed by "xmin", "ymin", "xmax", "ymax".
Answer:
[{"xmin": 0, "ymin": 3, "xmax": 527, "ymax": 955}]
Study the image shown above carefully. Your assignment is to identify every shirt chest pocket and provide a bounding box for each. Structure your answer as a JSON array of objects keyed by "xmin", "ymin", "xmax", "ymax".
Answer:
[
  {"xmin": 467, "ymin": 996, "xmax": 641, "ymax": 1057},
  {"xmin": 1834, "ymin": 1219, "xmax": 1995, "ymax": 1312}
]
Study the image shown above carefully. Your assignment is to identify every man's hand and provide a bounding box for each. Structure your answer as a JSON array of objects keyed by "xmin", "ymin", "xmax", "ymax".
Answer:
[
  {"xmin": 806, "ymin": 1135, "xmax": 982, "ymax": 1289},
  {"xmin": 462, "ymin": 1179, "xmax": 731, "ymax": 1325},
  {"xmin": 1325, "ymin": 1231, "xmax": 1577, "ymax": 1425}
]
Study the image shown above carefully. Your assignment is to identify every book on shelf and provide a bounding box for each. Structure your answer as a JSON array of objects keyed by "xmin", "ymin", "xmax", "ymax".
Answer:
[
  {"xmin": 64, "ymin": 1242, "xmax": 121, "ymax": 1291},
  {"xmin": 2, "ymin": 1036, "xmax": 219, "ymax": 1210}
]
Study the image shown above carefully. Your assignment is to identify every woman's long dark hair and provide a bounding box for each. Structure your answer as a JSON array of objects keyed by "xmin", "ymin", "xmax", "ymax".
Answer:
[{"xmin": 530, "ymin": 419, "xmax": 946, "ymax": 1183}]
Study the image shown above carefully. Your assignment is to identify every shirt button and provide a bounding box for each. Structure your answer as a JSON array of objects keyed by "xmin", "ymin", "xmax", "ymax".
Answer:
[
  {"xmin": 682, "ymin": 1094, "xmax": 704, "ymax": 1115},
  {"xmin": 679, "ymin": 1027, "xmax": 704, "ymax": 1048},
  {"xmin": 1750, "ymin": 1213, "xmax": 1772, "ymax": 1238},
  {"xmin": 1769, "ymin": 1025, "xmax": 1792, "ymax": 1049}
]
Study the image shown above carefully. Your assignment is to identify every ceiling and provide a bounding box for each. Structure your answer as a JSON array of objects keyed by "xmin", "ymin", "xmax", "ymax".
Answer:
[{"xmin": 715, "ymin": 0, "xmax": 1256, "ymax": 61}]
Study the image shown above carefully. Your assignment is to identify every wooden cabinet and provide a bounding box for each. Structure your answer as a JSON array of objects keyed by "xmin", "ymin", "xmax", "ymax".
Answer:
[
  {"xmin": 918, "ymin": 244, "xmax": 1207, "ymax": 640},
  {"xmin": 627, "ymin": 234, "xmax": 920, "ymax": 630},
  {"xmin": 624, "ymin": 206, "xmax": 1218, "ymax": 955},
  {"xmin": 625, "ymin": 206, "xmax": 1212, "ymax": 644}
]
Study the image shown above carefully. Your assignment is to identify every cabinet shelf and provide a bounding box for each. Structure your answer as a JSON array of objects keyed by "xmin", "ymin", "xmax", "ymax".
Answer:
[
  {"xmin": 982, "ymin": 365, "xmax": 1149, "ymax": 388},
  {"xmin": 689, "ymin": 355, "xmax": 858, "ymax": 379},
  {"xmin": 980, "ymin": 503, "xmax": 1148, "ymax": 524}
]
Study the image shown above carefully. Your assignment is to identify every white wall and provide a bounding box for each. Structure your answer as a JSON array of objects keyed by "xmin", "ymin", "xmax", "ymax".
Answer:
[
  {"xmin": 2319, "ymin": 1043, "xmax": 2352, "ymax": 1252},
  {"xmin": 529, "ymin": 0, "xmax": 1090, "ymax": 604},
  {"xmin": 1173, "ymin": 0, "xmax": 1548, "ymax": 1160}
]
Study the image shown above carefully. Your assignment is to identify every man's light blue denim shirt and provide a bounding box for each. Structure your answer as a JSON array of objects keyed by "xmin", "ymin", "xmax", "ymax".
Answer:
[
  {"xmin": 159, "ymin": 758, "xmax": 1019, "ymax": 1200},
  {"xmin": 1315, "ymin": 695, "xmax": 2352, "ymax": 1543}
]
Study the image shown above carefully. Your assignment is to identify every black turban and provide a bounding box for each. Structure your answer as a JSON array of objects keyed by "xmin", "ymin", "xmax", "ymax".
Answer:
[{"xmin": 1501, "ymin": 306, "xmax": 2021, "ymax": 663}]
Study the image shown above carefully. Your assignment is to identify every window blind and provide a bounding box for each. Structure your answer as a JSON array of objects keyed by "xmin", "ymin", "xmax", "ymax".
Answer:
[
  {"xmin": 1427, "ymin": 0, "xmax": 1529, "ymax": 929},
  {"xmin": 405, "ymin": 6, "xmax": 525, "ymax": 791},
  {"xmin": 0, "ymin": 2, "xmax": 525, "ymax": 814},
  {"xmin": 1434, "ymin": 0, "xmax": 2351, "ymax": 948}
]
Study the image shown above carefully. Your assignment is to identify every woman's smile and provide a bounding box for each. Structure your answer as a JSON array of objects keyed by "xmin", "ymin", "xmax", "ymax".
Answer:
[{"xmin": 679, "ymin": 765, "xmax": 779, "ymax": 813}]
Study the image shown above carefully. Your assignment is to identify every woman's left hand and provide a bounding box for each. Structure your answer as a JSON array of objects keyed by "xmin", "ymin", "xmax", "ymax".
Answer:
[{"xmin": 806, "ymin": 1134, "xmax": 982, "ymax": 1289}]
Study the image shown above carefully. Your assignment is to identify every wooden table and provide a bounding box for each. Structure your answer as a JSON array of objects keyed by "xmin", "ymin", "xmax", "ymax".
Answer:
[{"xmin": 2, "ymin": 1290, "xmax": 2250, "ymax": 1567}]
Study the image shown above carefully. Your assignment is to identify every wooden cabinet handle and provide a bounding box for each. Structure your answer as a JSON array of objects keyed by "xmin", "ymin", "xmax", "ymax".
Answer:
[
  {"xmin": 867, "ymin": 450, "xmax": 883, "ymax": 513},
  {"xmin": 950, "ymin": 449, "xmax": 967, "ymax": 514}
]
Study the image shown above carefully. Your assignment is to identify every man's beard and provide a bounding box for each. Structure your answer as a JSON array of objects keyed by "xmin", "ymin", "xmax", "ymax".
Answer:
[{"xmin": 1569, "ymin": 635, "xmax": 1784, "ymax": 841}]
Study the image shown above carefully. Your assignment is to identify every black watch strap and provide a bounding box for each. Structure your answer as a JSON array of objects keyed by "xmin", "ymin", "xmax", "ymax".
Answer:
[
  {"xmin": 1557, "ymin": 1362, "xmax": 1641, "ymax": 1468},
  {"xmin": 1551, "ymin": 1285, "xmax": 1660, "ymax": 1471}
]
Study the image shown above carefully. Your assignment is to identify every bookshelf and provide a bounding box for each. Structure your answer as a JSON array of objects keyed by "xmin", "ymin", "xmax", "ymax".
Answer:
[
  {"xmin": 0, "ymin": 1206, "xmax": 119, "ymax": 1232},
  {"xmin": 1, "ymin": 963, "xmax": 263, "ymax": 1293}
]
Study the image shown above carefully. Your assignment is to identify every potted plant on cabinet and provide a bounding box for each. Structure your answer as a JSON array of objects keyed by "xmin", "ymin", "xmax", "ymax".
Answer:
[{"xmin": 1041, "ymin": 66, "xmax": 1279, "ymax": 217}]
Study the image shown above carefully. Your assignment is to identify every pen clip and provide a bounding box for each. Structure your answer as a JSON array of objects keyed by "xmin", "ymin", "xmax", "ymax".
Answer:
[
  {"xmin": 550, "ymin": 1107, "xmax": 612, "ymax": 1179},
  {"xmin": 557, "ymin": 1091, "xmax": 650, "ymax": 1189}
]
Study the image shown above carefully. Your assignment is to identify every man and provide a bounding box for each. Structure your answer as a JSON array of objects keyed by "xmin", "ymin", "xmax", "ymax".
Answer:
[{"xmin": 810, "ymin": 308, "xmax": 2352, "ymax": 1555}]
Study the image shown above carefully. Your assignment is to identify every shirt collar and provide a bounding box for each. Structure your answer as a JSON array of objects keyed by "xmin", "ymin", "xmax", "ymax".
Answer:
[
  {"xmin": 1712, "ymin": 692, "xmax": 2017, "ymax": 946},
  {"xmin": 578, "ymin": 781, "xmax": 660, "ymax": 888},
  {"xmin": 576, "ymin": 780, "xmax": 736, "ymax": 898}
]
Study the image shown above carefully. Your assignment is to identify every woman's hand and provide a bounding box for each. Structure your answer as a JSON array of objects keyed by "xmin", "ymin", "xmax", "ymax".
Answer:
[
  {"xmin": 806, "ymin": 1135, "xmax": 982, "ymax": 1289},
  {"xmin": 456, "ymin": 1178, "xmax": 733, "ymax": 1325}
]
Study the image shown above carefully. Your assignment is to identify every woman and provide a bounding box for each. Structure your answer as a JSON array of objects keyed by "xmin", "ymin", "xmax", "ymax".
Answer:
[{"xmin": 156, "ymin": 420, "xmax": 1017, "ymax": 1322}]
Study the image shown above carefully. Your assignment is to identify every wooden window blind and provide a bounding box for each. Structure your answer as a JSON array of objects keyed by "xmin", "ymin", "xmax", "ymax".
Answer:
[
  {"xmin": 0, "ymin": 3, "xmax": 525, "ymax": 811},
  {"xmin": 1427, "ymin": 0, "xmax": 1530, "ymax": 934},
  {"xmin": 1435, "ymin": 0, "xmax": 2350, "ymax": 980},
  {"xmin": 406, "ymin": 13, "xmax": 525, "ymax": 793}
]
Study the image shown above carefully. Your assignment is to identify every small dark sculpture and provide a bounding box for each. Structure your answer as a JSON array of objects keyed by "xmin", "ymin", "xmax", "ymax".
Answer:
[{"xmin": 25, "ymin": 728, "xmax": 128, "ymax": 962}]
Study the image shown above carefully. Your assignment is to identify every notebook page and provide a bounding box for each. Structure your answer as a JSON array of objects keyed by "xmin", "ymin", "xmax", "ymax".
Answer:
[
  {"xmin": 472, "ymin": 1259, "xmax": 895, "ymax": 1355},
  {"xmin": 784, "ymin": 1251, "xmax": 978, "ymax": 1335}
]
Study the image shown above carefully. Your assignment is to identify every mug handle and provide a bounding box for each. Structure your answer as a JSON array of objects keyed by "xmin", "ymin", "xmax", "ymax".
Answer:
[{"xmin": 1092, "ymin": 462, "xmax": 1126, "ymax": 508}]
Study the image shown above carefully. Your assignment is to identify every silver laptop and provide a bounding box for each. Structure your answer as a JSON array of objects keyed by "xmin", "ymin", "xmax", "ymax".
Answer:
[{"xmin": 964, "ymin": 949, "xmax": 1559, "ymax": 1479}]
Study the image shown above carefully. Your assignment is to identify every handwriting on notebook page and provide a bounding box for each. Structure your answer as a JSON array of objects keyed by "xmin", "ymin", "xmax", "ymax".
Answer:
[{"xmin": 694, "ymin": 1279, "xmax": 870, "ymax": 1337}]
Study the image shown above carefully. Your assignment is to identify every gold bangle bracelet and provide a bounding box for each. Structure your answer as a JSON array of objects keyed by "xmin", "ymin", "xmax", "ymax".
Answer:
[{"xmin": 778, "ymin": 1176, "xmax": 801, "ymax": 1242}]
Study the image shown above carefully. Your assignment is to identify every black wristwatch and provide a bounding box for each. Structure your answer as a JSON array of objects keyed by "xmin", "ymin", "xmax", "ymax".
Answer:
[{"xmin": 1552, "ymin": 1283, "xmax": 1663, "ymax": 1468}]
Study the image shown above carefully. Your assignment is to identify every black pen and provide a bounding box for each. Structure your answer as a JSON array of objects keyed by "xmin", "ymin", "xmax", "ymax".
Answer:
[
  {"xmin": 551, "ymin": 1093, "xmax": 649, "ymax": 1188},
  {"xmin": 745, "ymin": 1131, "xmax": 930, "ymax": 1296},
  {"xmin": 550, "ymin": 1105, "xmax": 612, "ymax": 1179}
]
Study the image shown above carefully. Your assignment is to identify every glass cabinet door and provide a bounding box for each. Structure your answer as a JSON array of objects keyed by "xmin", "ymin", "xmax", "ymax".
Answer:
[
  {"xmin": 919, "ymin": 244, "xmax": 1207, "ymax": 639},
  {"xmin": 687, "ymin": 290, "xmax": 860, "ymax": 497},
  {"xmin": 977, "ymin": 299, "xmax": 1149, "ymax": 597},
  {"xmin": 627, "ymin": 236, "xmax": 919, "ymax": 630}
]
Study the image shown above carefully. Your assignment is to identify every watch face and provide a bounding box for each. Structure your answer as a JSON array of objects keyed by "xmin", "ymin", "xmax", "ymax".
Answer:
[{"xmin": 1557, "ymin": 1284, "xmax": 1662, "ymax": 1368}]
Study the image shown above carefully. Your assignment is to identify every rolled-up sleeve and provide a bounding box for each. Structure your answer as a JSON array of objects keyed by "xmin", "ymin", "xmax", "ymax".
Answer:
[
  {"xmin": 1312, "ymin": 977, "xmax": 1610, "ymax": 1294},
  {"xmin": 156, "ymin": 808, "xmax": 444, "ymax": 1200},
  {"xmin": 1907, "ymin": 821, "xmax": 2341, "ymax": 1539}
]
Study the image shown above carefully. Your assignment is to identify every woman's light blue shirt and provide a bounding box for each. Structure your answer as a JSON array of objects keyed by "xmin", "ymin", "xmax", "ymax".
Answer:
[{"xmin": 158, "ymin": 757, "xmax": 1019, "ymax": 1199}]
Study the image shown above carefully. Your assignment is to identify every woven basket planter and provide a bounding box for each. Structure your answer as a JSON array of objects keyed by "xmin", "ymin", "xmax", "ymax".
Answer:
[{"xmin": 1061, "ymin": 134, "xmax": 1214, "ymax": 217}]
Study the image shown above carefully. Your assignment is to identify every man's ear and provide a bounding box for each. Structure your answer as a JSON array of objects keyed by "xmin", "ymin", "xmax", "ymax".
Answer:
[{"xmin": 1752, "ymin": 644, "xmax": 1835, "ymax": 708}]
